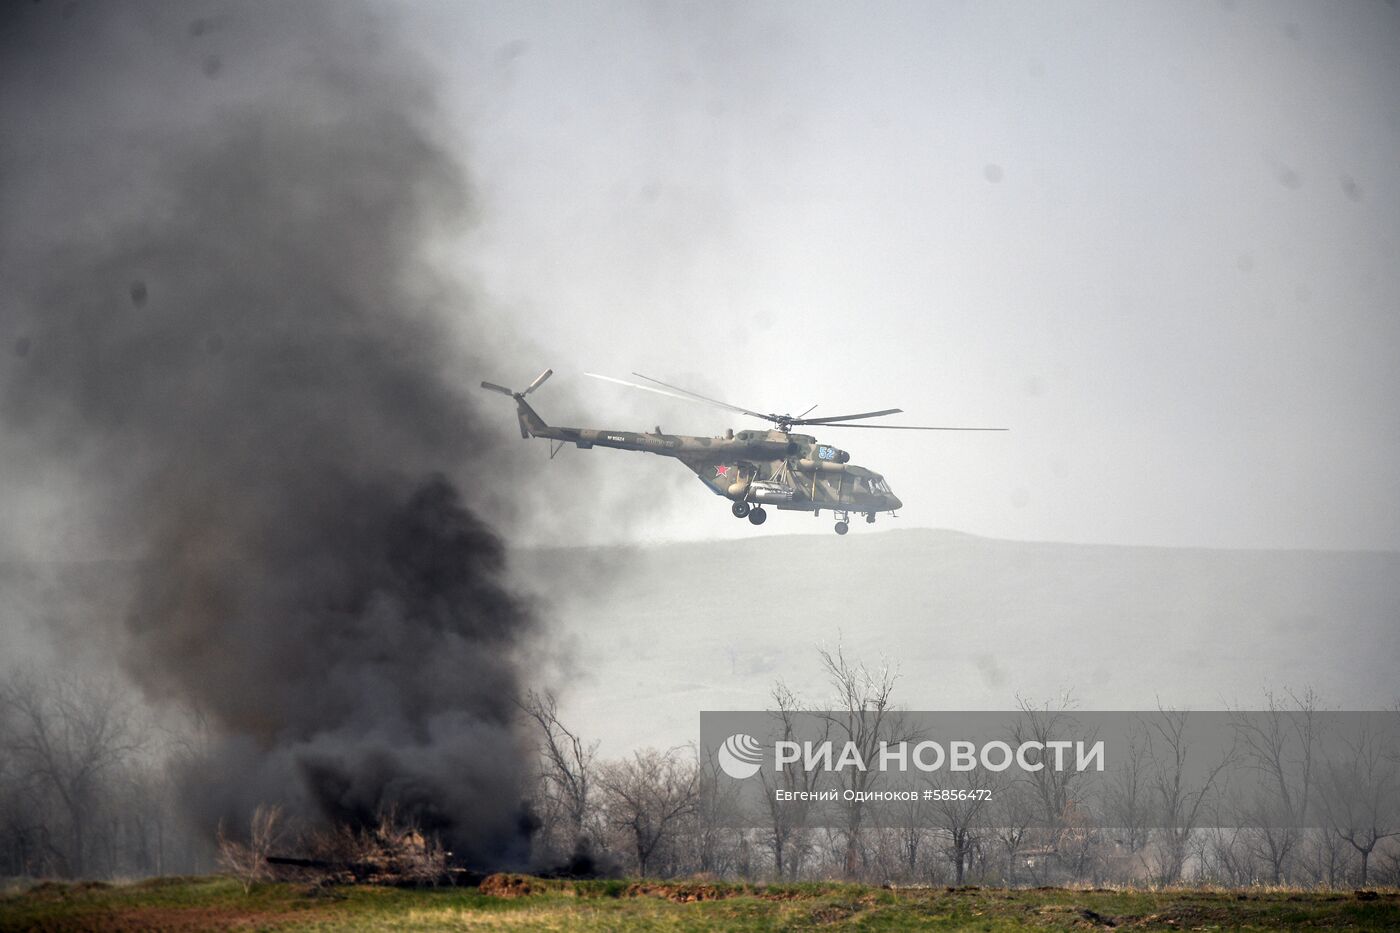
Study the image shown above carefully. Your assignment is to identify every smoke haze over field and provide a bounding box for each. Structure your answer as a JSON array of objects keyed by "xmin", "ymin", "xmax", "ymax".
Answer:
[
  {"xmin": 1, "ymin": 3, "xmax": 541, "ymax": 865},
  {"xmin": 3, "ymin": 0, "xmax": 1399, "ymax": 882}
]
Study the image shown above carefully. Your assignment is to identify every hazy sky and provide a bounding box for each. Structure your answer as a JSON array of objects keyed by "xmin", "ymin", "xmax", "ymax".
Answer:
[
  {"xmin": 409, "ymin": 0, "xmax": 1400, "ymax": 551},
  {"xmin": 4, "ymin": 2, "xmax": 1397, "ymax": 558}
]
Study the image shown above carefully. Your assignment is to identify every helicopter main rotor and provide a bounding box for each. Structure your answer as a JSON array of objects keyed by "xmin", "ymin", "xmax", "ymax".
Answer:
[{"xmin": 584, "ymin": 371, "xmax": 1007, "ymax": 434}]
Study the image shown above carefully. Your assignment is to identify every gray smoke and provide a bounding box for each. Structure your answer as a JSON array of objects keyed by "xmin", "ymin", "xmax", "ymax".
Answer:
[{"xmin": 2, "ymin": 4, "xmax": 537, "ymax": 865}]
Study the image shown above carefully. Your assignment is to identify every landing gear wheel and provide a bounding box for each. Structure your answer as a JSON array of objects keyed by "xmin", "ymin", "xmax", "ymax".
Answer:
[
  {"xmin": 748, "ymin": 507, "xmax": 768, "ymax": 526},
  {"xmin": 731, "ymin": 501, "xmax": 751, "ymax": 518},
  {"xmin": 866, "ymin": 512, "xmax": 876, "ymax": 524},
  {"xmin": 834, "ymin": 521, "xmax": 849, "ymax": 535}
]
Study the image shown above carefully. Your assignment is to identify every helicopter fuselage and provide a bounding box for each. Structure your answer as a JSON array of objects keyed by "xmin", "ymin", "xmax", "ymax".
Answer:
[{"xmin": 508, "ymin": 395, "xmax": 902, "ymax": 518}]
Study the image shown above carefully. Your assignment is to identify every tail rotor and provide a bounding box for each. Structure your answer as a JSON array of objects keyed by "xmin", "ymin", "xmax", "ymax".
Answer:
[
  {"xmin": 480, "ymin": 369, "xmax": 555, "ymax": 439},
  {"xmin": 480, "ymin": 368, "xmax": 552, "ymax": 399}
]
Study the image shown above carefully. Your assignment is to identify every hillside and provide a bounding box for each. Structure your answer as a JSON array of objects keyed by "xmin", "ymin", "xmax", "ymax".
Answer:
[
  {"xmin": 4, "ymin": 529, "xmax": 1396, "ymax": 759},
  {"xmin": 513, "ymin": 529, "xmax": 1400, "ymax": 754}
]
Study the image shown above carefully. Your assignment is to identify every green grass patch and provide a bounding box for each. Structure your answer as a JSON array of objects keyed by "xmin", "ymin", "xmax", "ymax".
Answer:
[{"xmin": 1, "ymin": 876, "xmax": 1397, "ymax": 931}]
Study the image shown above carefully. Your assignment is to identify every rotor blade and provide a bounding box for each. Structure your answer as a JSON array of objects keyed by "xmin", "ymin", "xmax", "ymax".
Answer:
[
  {"xmin": 796, "ymin": 403, "xmax": 819, "ymax": 419},
  {"xmin": 584, "ymin": 372, "xmax": 760, "ymax": 418},
  {"xmin": 480, "ymin": 381, "xmax": 515, "ymax": 396},
  {"xmin": 795, "ymin": 408, "xmax": 903, "ymax": 425},
  {"xmin": 814, "ymin": 423, "xmax": 1009, "ymax": 431},
  {"xmin": 626, "ymin": 372, "xmax": 769, "ymax": 420},
  {"xmin": 524, "ymin": 368, "xmax": 553, "ymax": 395}
]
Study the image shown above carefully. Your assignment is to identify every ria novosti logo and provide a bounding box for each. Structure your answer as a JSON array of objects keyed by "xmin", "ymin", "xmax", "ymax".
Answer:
[
  {"xmin": 714, "ymin": 733, "xmax": 1108, "ymax": 780},
  {"xmin": 716, "ymin": 733, "xmax": 764, "ymax": 779}
]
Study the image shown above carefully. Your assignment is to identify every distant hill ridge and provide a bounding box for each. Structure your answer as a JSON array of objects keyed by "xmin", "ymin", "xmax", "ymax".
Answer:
[
  {"xmin": 3, "ymin": 529, "xmax": 1395, "ymax": 754},
  {"xmin": 512, "ymin": 527, "xmax": 1400, "ymax": 753}
]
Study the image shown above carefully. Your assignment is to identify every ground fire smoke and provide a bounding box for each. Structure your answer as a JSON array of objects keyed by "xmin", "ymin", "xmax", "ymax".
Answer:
[{"xmin": 2, "ymin": 5, "xmax": 537, "ymax": 866}]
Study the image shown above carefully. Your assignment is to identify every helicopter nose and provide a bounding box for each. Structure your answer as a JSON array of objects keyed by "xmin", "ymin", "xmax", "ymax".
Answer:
[{"xmin": 887, "ymin": 493, "xmax": 903, "ymax": 511}]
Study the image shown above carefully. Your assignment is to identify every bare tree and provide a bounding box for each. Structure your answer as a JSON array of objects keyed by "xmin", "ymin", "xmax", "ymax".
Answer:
[
  {"xmin": 990, "ymin": 777, "xmax": 1036, "ymax": 885},
  {"xmin": 690, "ymin": 753, "xmax": 745, "ymax": 878},
  {"xmin": 0, "ymin": 709, "xmax": 51, "ymax": 877},
  {"xmin": 598, "ymin": 747, "xmax": 698, "ymax": 877},
  {"xmin": 1200, "ymin": 820, "xmax": 1252, "ymax": 885},
  {"xmin": 0, "ymin": 670, "xmax": 142, "ymax": 877},
  {"xmin": 1319, "ymin": 715, "xmax": 1399, "ymax": 885},
  {"xmin": 1009, "ymin": 694, "xmax": 1096, "ymax": 882},
  {"xmin": 1296, "ymin": 826, "xmax": 1354, "ymax": 887},
  {"xmin": 217, "ymin": 804, "xmax": 283, "ymax": 893},
  {"xmin": 927, "ymin": 767, "xmax": 996, "ymax": 885},
  {"xmin": 889, "ymin": 791, "xmax": 927, "ymax": 882},
  {"xmin": 817, "ymin": 642, "xmax": 910, "ymax": 881},
  {"xmin": 520, "ymin": 689, "xmax": 598, "ymax": 862},
  {"xmin": 1103, "ymin": 726, "xmax": 1151, "ymax": 860},
  {"xmin": 1231, "ymin": 689, "xmax": 1322, "ymax": 884},
  {"xmin": 1146, "ymin": 706, "xmax": 1234, "ymax": 884},
  {"xmin": 759, "ymin": 682, "xmax": 827, "ymax": 881}
]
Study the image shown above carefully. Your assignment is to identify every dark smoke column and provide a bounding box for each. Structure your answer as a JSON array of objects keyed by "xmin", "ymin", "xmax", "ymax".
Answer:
[{"xmin": 1, "ymin": 4, "xmax": 535, "ymax": 866}]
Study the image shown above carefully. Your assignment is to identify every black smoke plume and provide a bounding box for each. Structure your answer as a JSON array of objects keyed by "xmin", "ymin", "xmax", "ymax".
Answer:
[{"xmin": 2, "ymin": 4, "xmax": 537, "ymax": 866}]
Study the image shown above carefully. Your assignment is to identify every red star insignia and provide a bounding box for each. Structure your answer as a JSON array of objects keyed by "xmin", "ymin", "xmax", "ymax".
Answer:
[{"xmin": 715, "ymin": 464, "xmax": 730, "ymax": 477}]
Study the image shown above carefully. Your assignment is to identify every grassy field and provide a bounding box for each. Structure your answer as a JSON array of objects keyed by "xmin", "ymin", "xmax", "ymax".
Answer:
[{"xmin": 2, "ymin": 875, "xmax": 1398, "ymax": 931}]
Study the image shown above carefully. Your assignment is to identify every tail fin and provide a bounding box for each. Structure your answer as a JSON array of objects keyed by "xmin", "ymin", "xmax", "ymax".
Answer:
[{"xmin": 480, "ymin": 369, "xmax": 553, "ymax": 438}]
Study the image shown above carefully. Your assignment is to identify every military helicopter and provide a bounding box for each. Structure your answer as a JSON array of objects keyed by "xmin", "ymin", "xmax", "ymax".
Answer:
[{"xmin": 481, "ymin": 369, "xmax": 1005, "ymax": 535}]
